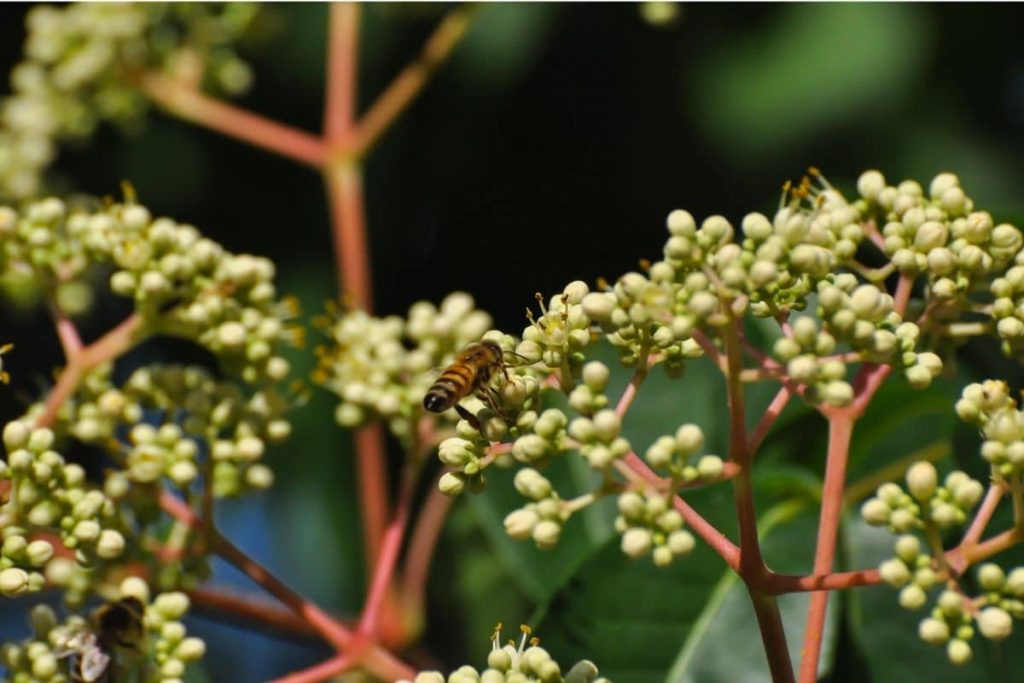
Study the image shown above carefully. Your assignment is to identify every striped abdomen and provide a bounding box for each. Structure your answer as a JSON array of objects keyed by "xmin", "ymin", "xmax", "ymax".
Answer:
[{"xmin": 423, "ymin": 363, "xmax": 480, "ymax": 413}]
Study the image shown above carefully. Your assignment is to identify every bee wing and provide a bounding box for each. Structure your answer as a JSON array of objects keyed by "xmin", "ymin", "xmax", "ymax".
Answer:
[{"xmin": 79, "ymin": 646, "xmax": 111, "ymax": 682}]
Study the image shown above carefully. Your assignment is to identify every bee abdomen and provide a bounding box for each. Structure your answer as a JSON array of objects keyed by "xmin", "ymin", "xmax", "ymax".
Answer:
[
  {"xmin": 423, "ymin": 368, "xmax": 474, "ymax": 413},
  {"xmin": 423, "ymin": 387, "xmax": 453, "ymax": 412}
]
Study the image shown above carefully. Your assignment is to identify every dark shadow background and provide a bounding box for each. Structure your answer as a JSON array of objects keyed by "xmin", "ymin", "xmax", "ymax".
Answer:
[{"xmin": 2, "ymin": 3, "xmax": 1024, "ymax": 682}]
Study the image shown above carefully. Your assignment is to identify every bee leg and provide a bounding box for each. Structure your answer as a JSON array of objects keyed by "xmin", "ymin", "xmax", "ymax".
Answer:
[
  {"xmin": 454, "ymin": 404, "xmax": 481, "ymax": 431},
  {"xmin": 480, "ymin": 386, "xmax": 512, "ymax": 422}
]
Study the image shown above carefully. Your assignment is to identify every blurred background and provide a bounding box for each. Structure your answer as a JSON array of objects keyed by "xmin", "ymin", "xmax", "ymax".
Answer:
[{"xmin": 3, "ymin": 3, "xmax": 1024, "ymax": 682}]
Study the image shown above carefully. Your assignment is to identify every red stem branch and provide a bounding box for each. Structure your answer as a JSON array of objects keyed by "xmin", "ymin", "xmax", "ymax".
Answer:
[
  {"xmin": 352, "ymin": 5, "xmax": 476, "ymax": 158},
  {"xmin": 797, "ymin": 414, "xmax": 854, "ymax": 683},
  {"xmin": 358, "ymin": 468, "xmax": 414, "ymax": 636},
  {"xmin": 140, "ymin": 73, "xmax": 327, "ymax": 168},
  {"xmin": 324, "ymin": 3, "xmax": 359, "ymax": 142},
  {"xmin": 402, "ymin": 479, "xmax": 454, "ymax": 613}
]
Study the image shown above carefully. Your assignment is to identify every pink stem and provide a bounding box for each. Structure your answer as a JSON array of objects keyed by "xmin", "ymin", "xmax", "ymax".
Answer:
[
  {"xmin": 324, "ymin": 3, "xmax": 359, "ymax": 143},
  {"xmin": 140, "ymin": 73, "xmax": 327, "ymax": 168},
  {"xmin": 797, "ymin": 414, "xmax": 854, "ymax": 683},
  {"xmin": 358, "ymin": 469, "xmax": 414, "ymax": 636}
]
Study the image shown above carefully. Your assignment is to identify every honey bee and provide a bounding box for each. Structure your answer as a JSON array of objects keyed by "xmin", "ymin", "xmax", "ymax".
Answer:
[
  {"xmin": 423, "ymin": 340, "xmax": 511, "ymax": 426},
  {"xmin": 56, "ymin": 596, "xmax": 146, "ymax": 682}
]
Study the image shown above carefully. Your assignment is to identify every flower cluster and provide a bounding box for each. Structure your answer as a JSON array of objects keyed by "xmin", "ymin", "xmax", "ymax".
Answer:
[
  {"xmin": 956, "ymin": 380, "xmax": 1024, "ymax": 477},
  {"xmin": 862, "ymin": 172, "xmax": 1021, "ymax": 299},
  {"xmin": 398, "ymin": 625, "xmax": 608, "ymax": 683},
  {"xmin": 1, "ymin": 3, "xmax": 260, "ymax": 200},
  {"xmin": 502, "ymin": 469, "xmax": 568, "ymax": 550},
  {"xmin": 519, "ymin": 282, "xmax": 594, "ymax": 372},
  {"xmin": 1, "ymin": 422, "xmax": 127, "ymax": 595},
  {"xmin": 616, "ymin": 490, "xmax": 695, "ymax": 566},
  {"xmin": 0, "ymin": 577, "xmax": 206, "ymax": 682},
  {"xmin": 643, "ymin": 422, "xmax": 724, "ymax": 483},
  {"xmin": 860, "ymin": 461, "xmax": 983, "ymax": 532},
  {"xmin": 1, "ymin": 196, "xmax": 301, "ymax": 384},
  {"xmin": 315, "ymin": 292, "xmax": 504, "ymax": 445},
  {"xmin": 47, "ymin": 363, "xmax": 286, "ymax": 496}
]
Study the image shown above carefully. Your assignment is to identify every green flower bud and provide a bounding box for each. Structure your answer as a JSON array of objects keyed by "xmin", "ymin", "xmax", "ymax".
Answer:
[
  {"xmin": 946, "ymin": 638, "xmax": 972, "ymax": 665},
  {"xmin": 581, "ymin": 293, "xmax": 616, "ymax": 321},
  {"xmin": 25, "ymin": 540, "xmax": 53, "ymax": 567},
  {"xmin": 120, "ymin": 576, "xmax": 150, "ymax": 603},
  {"xmin": 879, "ymin": 559, "xmax": 911, "ymax": 587},
  {"xmin": 2, "ymin": 421, "xmax": 30, "ymax": 449},
  {"xmin": 31, "ymin": 651, "xmax": 58, "ymax": 679},
  {"xmin": 96, "ymin": 529, "xmax": 125, "ymax": 559},
  {"xmin": 621, "ymin": 528, "xmax": 652, "ymax": 558},
  {"xmin": 505, "ymin": 509, "xmax": 540, "ymax": 540},
  {"xmin": 513, "ymin": 434, "xmax": 549, "ymax": 462},
  {"xmin": 899, "ymin": 584, "xmax": 928, "ymax": 610},
  {"xmin": 889, "ymin": 508, "xmax": 918, "ymax": 532},
  {"xmin": 488, "ymin": 647, "xmax": 513, "ymax": 671},
  {"xmin": 906, "ymin": 462, "xmax": 938, "ymax": 501},
  {"xmin": 976, "ymin": 607, "xmax": 1012, "ymax": 641},
  {"xmin": 674, "ymin": 424, "xmax": 703, "ymax": 455},
  {"xmin": 696, "ymin": 455, "xmax": 724, "ymax": 479},
  {"xmin": 894, "ymin": 535, "xmax": 921, "ymax": 563},
  {"xmin": 860, "ymin": 499, "xmax": 892, "ymax": 528},
  {"xmin": 952, "ymin": 479, "xmax": 983, "ymax": 509},
  {"xmin": 918, "ymin": 617, "xmax": 950, "ymax": 645},
  {"xmin": 652, "ymin": 545, "xmax": 674, "ymax": 567},
  {"xmin": 154, "ymin": 592, "xmax": 190, "ymax": 620},
  {"xmin": 978, "ymin": 563, "xmax": 1005, "ymax": 591},
  {"xmin": 591, "ymin": 410, "xmax": 620, "ymax": 442},
  {"xmin": 617, "ymin": 491, "xmax": 645, "ymax": 519},
  {"xmin": 858, "ymin": 170, "xmax": 887, "ymax": 201},
  {"xmin": 1006, "ymin": 567, "xmax": 1024, "ymax": 596},
  {"xmin": 0, "ymin": 568, "xmax": 29, "ymax": 596},
  {"xmin": 532, "ymin": 520, "xmax": 561, "ymax": 549},
  {"xmin": 175, "ymin": 636, "xmax": 207, "ymax": 662},
  {"xmin": 439, "ymin": 472, "xmax": 467, "ymax": 497},
  {"xmin": 668, "ymin": 530, "xmax": 695, "ymax": 555},
  {"xmin": 582, "ymin": 361, "xmax": 610, "ymax": 392}
]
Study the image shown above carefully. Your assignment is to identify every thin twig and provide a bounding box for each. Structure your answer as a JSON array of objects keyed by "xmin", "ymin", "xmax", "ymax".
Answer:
[
  {"xmin": 140, "ymin": 73, "xmax": 327, "ymax": 168},
  {"xmin": 352, "ymin": 5, "xmax": 477, "ymax": 158},
  {"xmin": 324, "ymin": 3, "xmax": 359, "ymax": 142}
]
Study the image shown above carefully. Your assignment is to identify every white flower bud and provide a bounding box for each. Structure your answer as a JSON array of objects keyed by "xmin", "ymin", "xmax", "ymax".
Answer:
[
  {"xmin": 905, "ymin": 462, "xmax": 938, "ymax": 501},
  {"xmin": 918, "ymin": 617, "xmax": 950, "ymax": 645},
  {"xmin": 861, "ymin": 498, "xmax": 891, "ymax": 526},
  {"xmin": 0, "ymin": 568, "xmax": 29, "ymax": 596},
  {"xmin": 154, "ymin": 592, "xmax": 191, "ymax": 620},
  {"xmin": 532, "ymin": 520, "xmax": 561, "ymax": 549},
  {"xmin": 621, "ymin": 528, "xmax": 652, "ymax": 558},
  {"xmin": 879, "ymin": 559, "xmax": 911, "ymax": 587},
  {"xmin": 438, "ymin": 472, "xmax": 467, "ymax": 497},
  {"xmin": 946, "ymin": 638, "xmax": 972, "ymax": 665},
  {"xmin": 96, "ymin": 529, "xmax": 126, "ymax": 559}
]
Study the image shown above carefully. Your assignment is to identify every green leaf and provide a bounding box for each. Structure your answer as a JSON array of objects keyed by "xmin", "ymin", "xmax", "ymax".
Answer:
[
  {"xmin": 533, "ymin": 501, "xmax": 838, "ymax": 683},
  {"xmin": 689, "ymin": 4, "xmax": 932, "ymax": 161}
]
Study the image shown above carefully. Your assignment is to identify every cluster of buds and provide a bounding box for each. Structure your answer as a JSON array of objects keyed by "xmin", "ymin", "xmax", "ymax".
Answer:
[
  {"xmin": 0, "ymin": 577, "xmax": 206, "ymax": 682},
  {"xmin": 1, "ymin": 422, "xmax": 127, "ymax": 582},
  {"xmin": 518, "ymin": 281, "xmax": 593, "ymax": 373},
  {"xmin": 861, "ymin": 461, "xmax": 983, "ymax": 532},
  {"xmin": 743, "ymin": 175, "xmax": 865, "ymax": 317},
  {"xmin": 772, "ymin": 314, "xmax": 852, "ymax": 406},
  {"xmin": 315, "ymin": 293, "xmax": 509, "ymax": 445},
  {"xmin": 0, "ymin": 3, "xmax": 259, "ymax": 200},
  {"xmin": 56, "ymin": 364, "xmax": 286, "ymax": 496},
  {"xmin": 616, "ymin": 490, "xmax": 695, "ymax": 566},
  {"xmin": 906, "ymin": 561, "xmax": 1024, "ymax": 665},
  {"xmin": 990, "ymin": 256, "xmax": 1024, "ymax": 353},
  {"xmin": 399, "ymin": 624, "xmax": 608, "ymax": 683},
  {"xmin": 643, "ymin": 423, "xmax": 724, "ymax": 483},
  {"xmin": 956, "ymin": 380, "xmax": 1024, "ymax": 477},
  {"xmin": 503, "ymin": 469, "xmax": 567, "ymax": 550},
  {"xmin": 863, "ymin": 172, "xmax": 1021, "ymax": 300},
  {"xmin": 814, "ymin": 277, "xmax": 942, "ymax": 390},
  {"xmin": 0, "ymin": 196, "xmax": 302, "ymax": 385},
  {"xmin": 565, "ymin": 409, "xmax": 629, "ymax": 471},
  {"xmin": 877, "ymin": 534, "xmax": 937, "ymax": 611}
]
